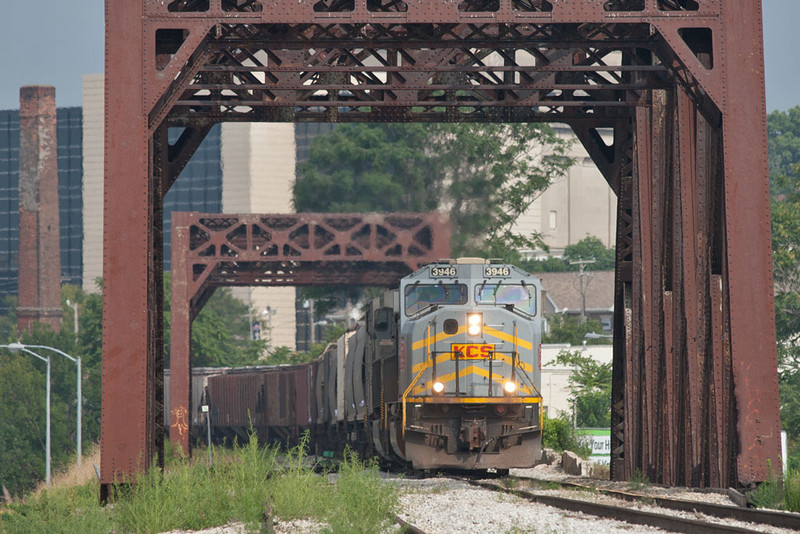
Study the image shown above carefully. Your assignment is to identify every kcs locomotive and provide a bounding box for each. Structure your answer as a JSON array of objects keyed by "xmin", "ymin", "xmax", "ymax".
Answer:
[{"xmin": 315, "ymin": 257, "xmax": 544, "ymax": 471}]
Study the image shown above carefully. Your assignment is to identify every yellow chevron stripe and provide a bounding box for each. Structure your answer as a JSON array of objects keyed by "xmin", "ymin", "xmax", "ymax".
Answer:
[
  {"xmin": 411, "ymin": 352, "xmax": 455, "ymax": 374},
  {"xmin": 406, "ymin": 396, "xmax": 542, "ymax": 404},
  {"xmin": 483, "ymin": 325, "xmax": 533, "ymax": 350},
  {"xmin": 412, "ymin": 365, "xmax": 535, "ymax": 395},
  {"xmin": 411, "ymin": 349, "xmax": 533, "ymax": 374},
  {"xmin": 411, "ymin": 326, "xmax": 465, "ymax": 351}
]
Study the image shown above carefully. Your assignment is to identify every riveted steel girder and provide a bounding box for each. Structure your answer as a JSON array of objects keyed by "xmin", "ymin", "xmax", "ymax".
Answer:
[
  {"xmin": 103, "ymin": 0, "xmax": 779, "ymax": 495},
  {"xmin": 168, "ymin": 211, "xmax": 450, "ymax": 454}
]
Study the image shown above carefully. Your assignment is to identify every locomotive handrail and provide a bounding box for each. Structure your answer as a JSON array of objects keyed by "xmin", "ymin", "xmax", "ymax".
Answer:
[{"xmin": 401, "ymin": 366, "xmax": 427, "ymax": 438}]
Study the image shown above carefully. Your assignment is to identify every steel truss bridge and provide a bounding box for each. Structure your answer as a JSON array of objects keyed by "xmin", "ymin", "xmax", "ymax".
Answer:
[{"xmin": 101, "ymin": 0, "xmax": 779, "ymax": 497}]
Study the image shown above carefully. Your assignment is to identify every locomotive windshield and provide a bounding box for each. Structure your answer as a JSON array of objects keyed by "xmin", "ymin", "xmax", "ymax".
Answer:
[
  {"xmin": 405, "ymin": 284, "xmax": 467, "ymax": 315},
  {"xmin": 475, "ymin": 283, "xmax": 536, "ymax": 316}
]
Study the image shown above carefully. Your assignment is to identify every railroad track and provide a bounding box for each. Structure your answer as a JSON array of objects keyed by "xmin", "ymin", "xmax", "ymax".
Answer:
[
  {"xmin": 510, "ymin": 475, "xmax": 800, "ymax": 532},
  {"xmin": 395, "ymin": 516, "xmax": 427, "ymax": 533},
  {"xmin": 466, "ymin": 478, "xmax": 800, "ymax": 534}
]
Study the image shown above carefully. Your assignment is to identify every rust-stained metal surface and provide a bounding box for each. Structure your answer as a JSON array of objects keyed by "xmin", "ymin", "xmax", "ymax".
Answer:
[
  {"xmin": 17, "ymin": 86, "xmax": 62, "ymax": 333},
  {"xmin": 169, "ymin": 211, "xmax": 450, "ymax": 454},
  {"xmin": 104, "ymin": 0, "xmax": 781, "ymax": 491},
  {"xmin": 205, "ymin": 365, "xmax": 309, "ymax": 444}
]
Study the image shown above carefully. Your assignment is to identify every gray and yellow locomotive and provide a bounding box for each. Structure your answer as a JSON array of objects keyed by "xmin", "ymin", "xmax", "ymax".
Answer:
[{"xmin": 339, "ymin": 257, "xmax": 544, "ymax": 471}]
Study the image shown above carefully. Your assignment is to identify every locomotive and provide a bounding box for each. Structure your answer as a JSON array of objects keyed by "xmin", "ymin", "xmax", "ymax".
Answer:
[
  {"xmin": 325, "ymin": 257, "xmax": 544, "ymax": 471},
  {"xmin": 177, "ymin": 258, "xmax": 544, "ymax": 472}
]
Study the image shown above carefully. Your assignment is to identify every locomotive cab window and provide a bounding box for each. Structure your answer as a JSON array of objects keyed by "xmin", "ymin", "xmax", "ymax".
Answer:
[
  {"xmin": 374, "ymin": 307, "xmax": 392, "ymax": 332},
  {"xmin": 475, "ymin": 283, "xmax": 536, "ymax": 316},
  {"xmin": 404, "ymin": 284, "xmax": 467, "ymax": 315}
]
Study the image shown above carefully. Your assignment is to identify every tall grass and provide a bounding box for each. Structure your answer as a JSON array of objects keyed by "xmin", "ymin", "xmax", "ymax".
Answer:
[
  {"xmin": 749, "ymin": 464, "xmax": 800, "ymax": 513},
  {"xmin": 325, "ymin": 450, "xmax": 399, "ymax": 534},
  {"xmin": 0, "ymin": 434, "xmax": 400, "ymax": 534}
]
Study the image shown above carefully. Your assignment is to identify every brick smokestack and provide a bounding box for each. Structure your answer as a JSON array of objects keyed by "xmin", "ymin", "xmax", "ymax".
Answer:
[{"xmin": 17, "ymin": 86, "xmax": 63, "ymax": 333}]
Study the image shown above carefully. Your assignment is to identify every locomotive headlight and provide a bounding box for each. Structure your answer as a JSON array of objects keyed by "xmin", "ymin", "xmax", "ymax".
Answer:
[
  {"xmin": 503, "ymin": 381, "xmax": 517, "ymax": 394},
  {"xmin": 432, "ymin": 381, "xmax": 445, "ymax": 394},
  {"xmin": 467, "ymin": 313, "xmax": 483, "ymax": 337}
]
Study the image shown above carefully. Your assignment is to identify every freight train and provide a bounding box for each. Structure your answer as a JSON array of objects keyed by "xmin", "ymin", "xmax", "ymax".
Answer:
[{"xmin": 167, "ymin": 258, "xmax": 544, "ymax": 472}]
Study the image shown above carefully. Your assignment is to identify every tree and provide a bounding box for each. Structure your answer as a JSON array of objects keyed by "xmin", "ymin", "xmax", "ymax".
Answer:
[
  {"xmin": 162, "ymin": 274, "xmax": 268, "ymax": 368},
  {"xmin": 563, "ymin": 235, "xmax": 616, "ymax": 270},
  {"xmin": 0, "ymin": 288, "xmax": 97, "ymax": 496},
  {"xmin": 521, "ymin": 235, "xmax": 616, "ymax": 273},
  {"xmin": 295, "ymin": 123, "xmax": 574, "ymax": 259},
  {"xmin": 551, "ymin": 349, "xmax": 612, "ymax": 428},
  {"xmin": 543, "ymin": 314, "xmax": 611, "ymax": 346},
  {"xmin": 768, "ymin": 107, "xmax": 800, "ymax": 469},
  {"xmin": 768, "ymin": 106, "xmax": 800, "ymax": 197}
]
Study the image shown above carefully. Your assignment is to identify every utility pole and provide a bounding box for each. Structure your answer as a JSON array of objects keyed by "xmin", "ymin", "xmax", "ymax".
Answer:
[{"xmin": 570, "ymin": 259, "xmax": 595, "ymax": 323}]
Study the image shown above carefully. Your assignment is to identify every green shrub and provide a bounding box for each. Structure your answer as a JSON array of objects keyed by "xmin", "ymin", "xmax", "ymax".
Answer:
[{"xmin": 542, "ymin": 414, "xmax": 591, "ymax": 458}]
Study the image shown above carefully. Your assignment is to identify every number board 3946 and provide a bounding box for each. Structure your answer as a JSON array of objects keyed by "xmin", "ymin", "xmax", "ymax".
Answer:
[
  {"xmin": 484, "ymin": 266, "xmax": 510, "ymax": 277},
  {"xmin": 430, "ymin": 266, "xmax": 457, "ymax": 277}
]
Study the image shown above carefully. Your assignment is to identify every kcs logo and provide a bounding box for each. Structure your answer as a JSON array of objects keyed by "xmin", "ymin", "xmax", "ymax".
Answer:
[{"xmin": 451, "ymin": 343, "xmax": 494, "ymax": 359}]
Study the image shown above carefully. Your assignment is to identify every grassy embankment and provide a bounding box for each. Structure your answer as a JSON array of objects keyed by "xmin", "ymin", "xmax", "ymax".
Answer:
[{"xmin": 0, "ymin": 435, "xmax": 400, "ymax": 534}]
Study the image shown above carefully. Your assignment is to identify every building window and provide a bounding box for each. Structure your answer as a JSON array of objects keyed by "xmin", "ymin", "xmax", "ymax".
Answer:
[{"xmin": 549, "ymin": 210, "xmax": 557, "ymax": 232}]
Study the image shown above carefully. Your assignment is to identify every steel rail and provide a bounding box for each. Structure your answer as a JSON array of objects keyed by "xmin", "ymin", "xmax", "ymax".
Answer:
[
  {"xmin": 514, "ymin": 476, "xmax": 800, "ymax": 532},
  {"xmin": 395, "ymin": 516, "xmax": 427, "ymax": 534},
  {"xmin": 468, "ymin": 480, "xmax": 776, "ymax": 534}
]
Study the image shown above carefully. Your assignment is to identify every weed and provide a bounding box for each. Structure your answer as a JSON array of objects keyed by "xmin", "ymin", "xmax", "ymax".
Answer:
[
  {"xmin": 323, "ymin": 449, "xmax": 399, "ymax": 534},
  {"xmin": 749, "ymin": 460, "xmax": 784, "ymax": 511},
  {"xmin": 0, "ymin": 435, "xmax": 406, "ymax": 534},
  {"xmin": 591, "ymin": 463, "xmax": 610, "ymax": 480},
  {"xmin": 501, "ymin": 476, "xmax": 518, "ymax": 489},
  {"xmin": 626, "ymin": 468, "xmax": 651, "ymax": 491},
  {"xmin": 784, "ymin": 468, "xmax": 800, "ymax": 512}
]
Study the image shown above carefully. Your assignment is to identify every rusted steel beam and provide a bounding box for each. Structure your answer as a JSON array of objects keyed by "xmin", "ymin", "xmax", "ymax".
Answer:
[
  {"xmin": 720, "ymin": 1, "xmax": 781, "ymax": 485},
  {"xmin": 168, "ymin": 211, "xmax": 450, "ymax": 455},
  {"xmin": 17, "ymin": 86, "xmax": 62, "ymax": 333},
  {"xmin": 102, "ymin": 1, "xmax": 157, "ymax": 500}
]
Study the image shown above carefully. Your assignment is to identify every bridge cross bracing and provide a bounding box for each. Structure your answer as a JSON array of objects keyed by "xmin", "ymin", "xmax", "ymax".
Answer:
[
  {"xmin": 167, "ymin": 211, "xmax": 450, "ymax": 455},
  {"xmin": 102, "ymin": 0, "xmax": 779, "ymax": 496}
]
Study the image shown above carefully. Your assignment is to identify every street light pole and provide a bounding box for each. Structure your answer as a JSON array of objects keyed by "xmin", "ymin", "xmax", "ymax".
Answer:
[
  {"xmin": 9, "ymin": 343, "xmax": 82, "ymax": 467},
  {"xmin": 1, "ymin": 344, "xmax": 50, "ymax": 486},
  {"xmin": 66, "ymin": 299, "xmax": 79, "ymax": 343}
]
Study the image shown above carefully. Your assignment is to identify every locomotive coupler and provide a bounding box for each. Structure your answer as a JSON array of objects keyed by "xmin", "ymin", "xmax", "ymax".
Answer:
[{"xmin": 460, "ymin": 418, "xmax": 487, "ymax": 451}]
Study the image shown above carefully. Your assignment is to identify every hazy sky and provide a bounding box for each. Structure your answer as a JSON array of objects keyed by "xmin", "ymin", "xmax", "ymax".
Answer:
[{"xmin": 0, "ymin": 1, "xmax": 797, "ymax": 111}]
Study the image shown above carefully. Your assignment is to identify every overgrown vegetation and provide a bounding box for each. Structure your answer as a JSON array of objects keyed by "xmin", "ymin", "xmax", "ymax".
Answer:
[
  {"xmin": 547, "ymin": 350, "xmax": 612, "ymax": 428},
  {"xmin": 542, "ymin": 414, "xmax": 591, "ymax": 458},
  {"xmin": 0, "ymin": 435, "xmax": 400, "ymax": 533}
]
